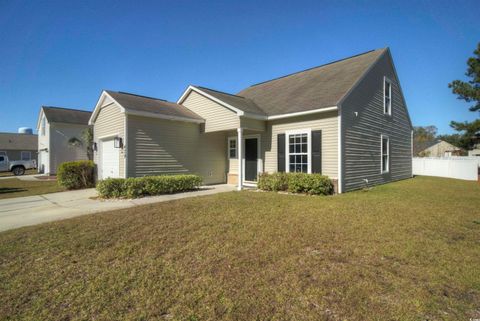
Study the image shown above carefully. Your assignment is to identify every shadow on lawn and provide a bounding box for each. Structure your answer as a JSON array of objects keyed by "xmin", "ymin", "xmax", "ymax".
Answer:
[{"xmin": 0, "ymin": 187, "xmax": 27, "ymax": 194}]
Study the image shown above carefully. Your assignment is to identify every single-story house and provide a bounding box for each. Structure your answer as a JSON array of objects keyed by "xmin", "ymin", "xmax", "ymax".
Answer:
[
  {"xmin": 414, "ymin": 140, "xmax": 463, "ymax": 157},
  {"xmin": 89, "ymin": 48, "xmax": 413, "ymax": 193},
  {"xmin": 37, "ymin": 106, "xmax": 92, "ymax": 174},
  {"xmin": 0, "ymin": 132, "xmax": 37, "ymax": 162}
]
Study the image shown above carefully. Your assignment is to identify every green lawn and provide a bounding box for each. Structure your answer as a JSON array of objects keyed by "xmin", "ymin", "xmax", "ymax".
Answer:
[
  {"xmin": 0, "ymin": 176, "xmax": 479, "ymax": 320},
  {"xmin": 0, "ymin": 178, "xmax": 64, "ymax": 199}
]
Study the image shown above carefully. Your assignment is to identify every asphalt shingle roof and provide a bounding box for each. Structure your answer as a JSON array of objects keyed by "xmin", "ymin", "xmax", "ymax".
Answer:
[
  {"xmin": 193, "ymin": 86, "xmax": 266, "ymax": 115},
  {"xmin": 0, "ymin": 133, "xmax": 37, "ymax": 151},
  {"xmin": 106, "ymin": 91, "xmax": 203, "ymax": 121},
  {"xmin": 236, "ymin": 48, "xmax": 387, "ymax": 116},
  {"xmin": 42, "ymin": 106, "xmax": 91, "ymax": 125}
]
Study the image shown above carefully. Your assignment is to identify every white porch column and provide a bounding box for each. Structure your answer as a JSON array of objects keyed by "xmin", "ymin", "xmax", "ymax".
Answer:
[{"xmin": 237, "ymin": 127, "xmax": 243, "ymax": 191}]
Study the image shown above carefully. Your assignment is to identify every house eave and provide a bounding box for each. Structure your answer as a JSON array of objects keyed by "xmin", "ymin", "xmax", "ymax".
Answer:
[
  {"xmin": 122, "ymin": 109, "xmax": 205, "ymax": 124},
  {"xmin": 265, "ymin": 106, "xmax": 338, "ymax": 120}
]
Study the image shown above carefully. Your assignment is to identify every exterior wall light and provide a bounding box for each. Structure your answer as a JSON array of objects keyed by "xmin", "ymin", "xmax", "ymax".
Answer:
[{"xmin": 114, "ymin": 137, "xmax": 123, "ymax": 149}]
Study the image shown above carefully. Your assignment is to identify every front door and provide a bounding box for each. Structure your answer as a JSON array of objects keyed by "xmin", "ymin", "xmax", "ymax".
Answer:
[{"xmin": 244, "ymin": 138, "xmax": 258, "ymax": 182}]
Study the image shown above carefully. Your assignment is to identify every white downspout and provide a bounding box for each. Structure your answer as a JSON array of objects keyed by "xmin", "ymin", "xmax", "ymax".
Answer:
[
  {"xmin": 411, "ymin": 129, "xmax": 413, "ymax": 178},
  {"xmin": 337, "ymin": 110, "xmax": 343, "ymax": 194},
  {"xmin": 237, "ymin": 127, "xmax": 243, "ymax": 191},
  {"xmin": 124, "ymin": 114, "xmax": 128, "ymax": 178}
]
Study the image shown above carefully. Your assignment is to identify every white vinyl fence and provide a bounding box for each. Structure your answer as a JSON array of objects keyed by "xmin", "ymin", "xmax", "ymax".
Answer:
[{"xmin": 413, "ymin": 157, "xmax": 480, "ymax": 181}]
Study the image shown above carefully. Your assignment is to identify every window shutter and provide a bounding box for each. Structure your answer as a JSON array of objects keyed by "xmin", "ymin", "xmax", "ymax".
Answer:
[
  {"xmin": 312, "ymin": 130, "xmax": 322, "ymax": 174},
  {"xmin": 277, "ymin": 134, "xmax": 285, "ymax": 172}
]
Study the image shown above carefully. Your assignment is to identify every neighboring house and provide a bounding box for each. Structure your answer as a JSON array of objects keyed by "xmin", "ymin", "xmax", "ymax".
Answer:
[
  {"xmin": 414, "ymin": 140, "xmax": 463, "ymax": 157},
  {"xmin": 89, "ymin": 48, "xmax": 413, "ymax": 193},
  {"xmin": 468, "ymin": 148, "xmax": 480, "ymax": 157},
  {"xmin": 0, "ymin": 132, "xmax": 37, "ymax": 163},
  {"xmin": 37, "ymin": 106, "xmax": 92, "ymax": 174}
]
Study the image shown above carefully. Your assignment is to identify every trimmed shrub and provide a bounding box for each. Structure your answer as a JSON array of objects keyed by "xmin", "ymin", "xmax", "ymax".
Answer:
[
  {"xmin": 57, "ymin": 160, "xmax": 95, "ymax": 190},
  {"xmin": 257, "ymin": 172, "xmax": 288, "ymax": 192},
  {"xmin": 96, "ymin": 174, "xmax": 202, "ymax": 199},
  {"xmin": 257, "ymin": 172, "xmax": 333, "ymax": 195}
]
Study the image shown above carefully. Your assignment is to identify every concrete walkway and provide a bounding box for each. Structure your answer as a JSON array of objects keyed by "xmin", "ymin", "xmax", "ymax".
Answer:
[{"xmin": 0, "ymin": 184, "xmax": 236, "ymax": 232}]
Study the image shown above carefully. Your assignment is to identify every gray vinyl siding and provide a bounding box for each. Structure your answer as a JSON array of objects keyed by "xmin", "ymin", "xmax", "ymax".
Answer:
[
  {"xmin": 127, "ymin": 115, "xmax": 227, "ymax": 184},
  {"xmin": 181, "ymin": 91, "xmax": 240, "ymax": 132},
  {"xmin": 93, "ymin": 103, "xmax": 126, "ymax": 177},
  {"xmin": 48, "ymin": 123, "xmax": 90, "ymax": 173},
  {"xmin": 341, "ymin": 52, "xmax": 412, "ymax": 192}
]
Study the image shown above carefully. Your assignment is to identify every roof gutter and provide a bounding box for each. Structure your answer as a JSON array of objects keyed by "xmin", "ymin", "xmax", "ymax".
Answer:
[
  {"xmin": 266, "ymin": 106, "xmax": 338, "ymax": 120},
  {"xmin": 122, "ymin": 109, "xmax": 205, "ymax": 124}
]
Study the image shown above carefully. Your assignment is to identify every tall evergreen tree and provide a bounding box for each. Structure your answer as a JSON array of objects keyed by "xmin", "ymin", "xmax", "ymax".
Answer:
[{"xmin": 448, "ymin": 42, "xmax": 480, "ymax": 149}]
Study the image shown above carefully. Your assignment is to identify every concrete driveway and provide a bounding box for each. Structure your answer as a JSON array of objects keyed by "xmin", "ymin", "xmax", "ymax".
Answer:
[{"xmin": 0, "ymin": 184, "xmax": 236, "ymax": 232}]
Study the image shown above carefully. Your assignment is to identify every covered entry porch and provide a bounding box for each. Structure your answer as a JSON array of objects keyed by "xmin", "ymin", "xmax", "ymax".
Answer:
[{"xmin": 226, "ymin": 127, "xmax": 264, "ymax": 190}]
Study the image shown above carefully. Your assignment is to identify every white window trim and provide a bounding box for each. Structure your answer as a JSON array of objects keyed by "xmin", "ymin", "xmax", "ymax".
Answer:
[
  {"xmin": 21, "ymin": 151, "xmax": 31, "ymax": 160},
  {"xmin": 241, "ymin": 134, "xmax": 262, "ymax": 184},
  {"xmin": 228, "ymin": 137, "xmax": 237, "ymax": 159},
  {"xmin": 381, "ymin": 134, "xmax": 390, "ymax": 174},
  {"xmin": 285, "ymin": 128, "xmax": 312, "ymax": 174},
  {"xmin": 383, "ymin": 76, "xmax": 392, "ymax": 115}
]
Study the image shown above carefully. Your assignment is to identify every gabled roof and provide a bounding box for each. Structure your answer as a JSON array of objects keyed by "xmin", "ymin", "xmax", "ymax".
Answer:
[
  {"xmin": 90, "ymin": 90, "xmax": 204, "ymax": 124},
  {"xmin": 0, "ymin": 132, "xmax": 37, "ymax": 151},
  {"xmin": 237, "ymin": 48, "xmax": 387, "ymax": 116},
  {"xmin": 193, "ymin": 86, "xmax": 266, "ymax": 116},
  {"xmin": 413, "ymin": 140, "xmax": 463, "ymax": 155},
  {"xmin": 414, "ymin": 140, "xmax": 439, "ymax": 154},
  {"xmin": 41, "ymin": 106, "xmax": 91, "ymax": 125},
  {"xmin": 178, "ymin": 48, "xmax": 388, "ymax": 119}
]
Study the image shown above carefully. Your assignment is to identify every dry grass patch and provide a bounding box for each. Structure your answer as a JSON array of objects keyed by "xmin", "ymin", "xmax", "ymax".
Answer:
[
  {"xmin": 0, "ymin": 176, "xmax": 479, "ymax": 320},
  {"xmin": 0, "ymin": 178, "xmax": 64, "ymax": 199}
]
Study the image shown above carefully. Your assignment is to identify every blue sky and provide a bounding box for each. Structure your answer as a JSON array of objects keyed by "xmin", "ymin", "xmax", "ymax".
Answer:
[{"xmin": 0, "ymin": 0, "xmax": 478, "ymax": 134}]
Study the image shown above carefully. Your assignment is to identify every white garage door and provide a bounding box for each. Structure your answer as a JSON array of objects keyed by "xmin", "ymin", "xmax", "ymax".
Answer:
[{"xmin": 100, "ymin": 139, "xmax": 120, "ymax": 179}]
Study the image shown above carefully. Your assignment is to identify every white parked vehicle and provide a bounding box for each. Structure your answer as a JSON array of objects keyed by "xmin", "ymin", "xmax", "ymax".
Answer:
[{"xmin": 0, "ymin": 155, "xmax": 37, "ymax": 176}]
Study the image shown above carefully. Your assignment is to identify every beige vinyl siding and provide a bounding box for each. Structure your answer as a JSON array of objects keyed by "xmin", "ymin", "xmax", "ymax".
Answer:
[
  {"xmin": 262, "ymin": 111, "xmax": 339, "ymax": 178},
  {"xmin": 341, "ymin": 52, "xmax": 412, "ymax": 192},
  {"xmin": 127, "ymin": 115, "xmax": 227, "ymax": 184},
  {"xmin": 240, "ymin": 117, "xmax": 266, "ymax": 131},
  {"xmin": 49, "ymin": 123, "xmax": 90, "ymax": 173},
  {"xmin": 181, "ymin": 91, "xmax": 240, "ymax": 132},
  {"xmin": 93, "ymin": 103, "xmax": 126, "ymax": 177}
]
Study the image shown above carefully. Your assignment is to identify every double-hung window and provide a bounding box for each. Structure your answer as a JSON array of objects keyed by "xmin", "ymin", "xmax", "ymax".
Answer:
[
  {"xmin": 381, "ymin": 135, "xmax": 389, "ymax": 173},
  {"xmin": 384, "ymin": 77, "xmax": 392, "ymax": 115},
  {"xmin": 286, "ymin": 130, "xmax": 310, "ymax": 173},
  {"xmin": 228, "ymin": 138, "xmax": 237, "ymax": 158}
]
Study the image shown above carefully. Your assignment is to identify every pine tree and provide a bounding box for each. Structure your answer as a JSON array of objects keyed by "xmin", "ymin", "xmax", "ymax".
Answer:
[{"xmin": 448, "ymin": 42, "xmax": 480, "ymax": 149}]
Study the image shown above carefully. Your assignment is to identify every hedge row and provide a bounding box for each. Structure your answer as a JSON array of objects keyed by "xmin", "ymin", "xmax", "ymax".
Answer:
[
  {"xmin": 257, "ymin": 172, "xmax": 334, "ymax": 195},
  {"xmin": 96, "ymin": 175, "xmax": 202, "ymax": 198},
  {"xmin": 57, "ymin": 160, "xmax": 95, "ymax": 190}
]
